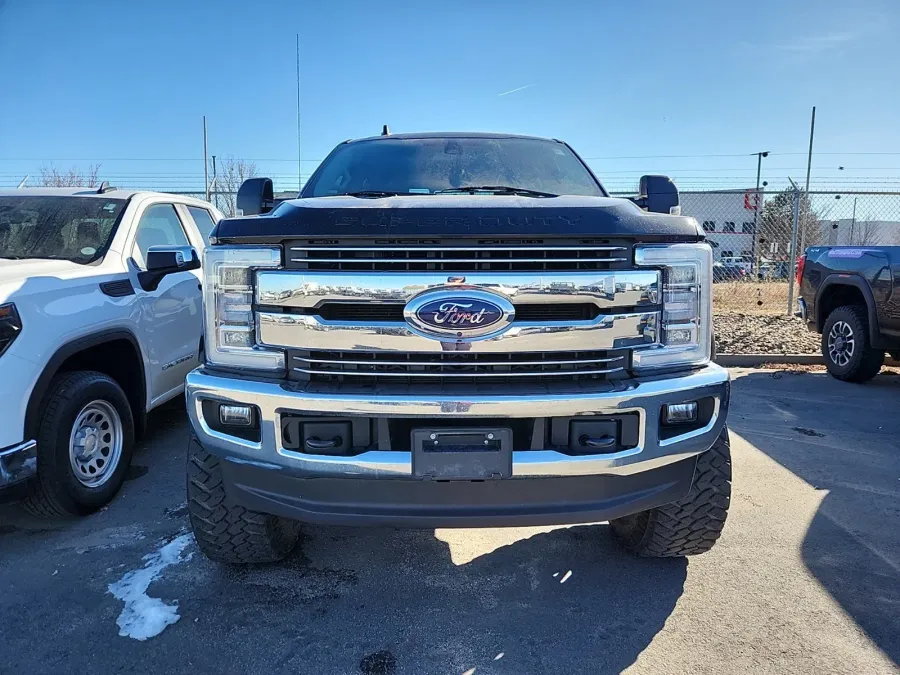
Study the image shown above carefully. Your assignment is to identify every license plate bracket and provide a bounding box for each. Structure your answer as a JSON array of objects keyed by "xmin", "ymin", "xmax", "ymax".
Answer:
[{"xmin": 412, "ymin": 427, "xmax": 512, "ymax": 480}]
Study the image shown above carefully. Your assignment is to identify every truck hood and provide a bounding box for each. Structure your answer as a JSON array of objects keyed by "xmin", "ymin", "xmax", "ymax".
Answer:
[
  {"xmin": 212, "ymin": 194, "xmax": 704, "ymax": 244},
  {"xmin": 0, "ymin": 258, "xmax": 104, "ymax": 304}
]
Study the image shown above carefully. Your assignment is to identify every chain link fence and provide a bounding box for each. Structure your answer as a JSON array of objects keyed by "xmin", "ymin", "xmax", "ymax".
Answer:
[{"xmin": 671, "ymin": 189, "xmax": 900, "ymax": 317}]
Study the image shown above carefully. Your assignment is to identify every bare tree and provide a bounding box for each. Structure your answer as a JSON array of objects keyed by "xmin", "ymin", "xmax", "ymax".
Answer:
[
  {"xmin": 850, "ymin": 218, "xmax": 884, "ymax": 246},
  {"xmin": 40, "ymin": 164, "xmax": 101, "ymax": 187},
  {"xmin": 212, "ymin": 157, "xmax": 258, "ymax": 217}
]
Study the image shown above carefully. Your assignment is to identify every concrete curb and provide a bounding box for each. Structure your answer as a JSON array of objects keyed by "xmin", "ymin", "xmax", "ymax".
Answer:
[{"xmin": 715, "ymin": 354, "xmax": 824, "ymax": 367}]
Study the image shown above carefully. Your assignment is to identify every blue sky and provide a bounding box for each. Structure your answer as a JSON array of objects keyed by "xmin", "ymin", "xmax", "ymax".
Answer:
[{"xmin": 1, "ymin": 0, "xmax": 899, "ymax": 196}]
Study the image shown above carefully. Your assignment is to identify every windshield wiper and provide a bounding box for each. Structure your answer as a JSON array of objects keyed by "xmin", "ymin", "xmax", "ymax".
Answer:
[
  {"xmin": 437, "ymin": 185, "xmax": 558, "ymax": 198},
  {"xmin": 344, "ymin": 190, "xmax": 400, "ymax": 198}
]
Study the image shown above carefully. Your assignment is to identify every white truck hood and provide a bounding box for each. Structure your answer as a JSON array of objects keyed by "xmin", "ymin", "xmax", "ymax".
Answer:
[{"xmin": 0, "ymin": 259, "xmax": 105, "ymax": 304}]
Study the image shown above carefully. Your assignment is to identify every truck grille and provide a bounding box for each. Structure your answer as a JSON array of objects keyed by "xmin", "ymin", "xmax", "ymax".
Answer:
[
  {"xmin": 288, "ymin": 349, "xmax": 630, "ymax": 385},
  {"xmin": 285, "ymin": 238, "xmax": 632, "ymax": 272},
  {"xmin": 308, "ymin": 302, "xmax": 602, "ymax": 323}
]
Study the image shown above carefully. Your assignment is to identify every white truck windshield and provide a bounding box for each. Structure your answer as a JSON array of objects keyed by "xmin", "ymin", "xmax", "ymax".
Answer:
[{"xmin": 0, "ymin": 196, "xmax": 127, "ymax": 264}]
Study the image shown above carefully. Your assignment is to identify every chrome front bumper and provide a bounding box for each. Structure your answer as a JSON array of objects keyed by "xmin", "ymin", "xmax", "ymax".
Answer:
[
  {"xmin": 185, "ymin": 364, "xmax": 729, "ymax": 479},
  {"xmin": 0, "ymin": 440, "xmax": 37, "ymax": 490}
]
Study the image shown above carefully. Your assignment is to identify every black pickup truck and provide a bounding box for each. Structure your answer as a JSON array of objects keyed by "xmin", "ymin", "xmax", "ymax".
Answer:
[
  {"xmin": 798, "ymin": 246, "xmax": 900, "ymax": 381},
  {"xmin": 183, "ymin": 131, "xmax": 733, "ymax": 565}
]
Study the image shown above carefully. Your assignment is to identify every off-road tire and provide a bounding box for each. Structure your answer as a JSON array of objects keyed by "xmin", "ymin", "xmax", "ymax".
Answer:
[
  {"xmin": 822, "ymin": 304, "xmax": 884, "ymax": 383},
  {"xmin": 22, "ymin": 371, "xmax": 135, "ymax": 517},
  {"xmin": 187, "ymin": 435, "xmax": 300, "ymax": 564},
  {"xmin": 610, "ymin": 427, "xmax": 732, "ymax": 557}
]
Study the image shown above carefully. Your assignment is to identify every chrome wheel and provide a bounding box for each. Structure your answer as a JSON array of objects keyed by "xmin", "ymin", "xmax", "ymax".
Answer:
[
  {"xmin": 68, "ymin": 400, "xmax": 123, "ymax": 488},
  {"xmin": 828, "ymin": 320, "xmax": 855, "ymax": 367}
]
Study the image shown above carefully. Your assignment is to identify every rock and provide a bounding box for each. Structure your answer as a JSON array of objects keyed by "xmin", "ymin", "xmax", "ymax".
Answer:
[{"xmin": 713, "ymin": 312, "xmax": 820, "ymax": 355}]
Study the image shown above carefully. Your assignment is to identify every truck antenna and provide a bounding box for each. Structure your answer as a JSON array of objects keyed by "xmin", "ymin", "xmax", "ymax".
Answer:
[{"xmin": 381, "ymin": 124, "xmax": 391, "ymax": 136}]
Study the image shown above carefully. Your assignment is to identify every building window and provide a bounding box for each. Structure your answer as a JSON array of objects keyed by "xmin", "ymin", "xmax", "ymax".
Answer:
[
  {"xmin": 742, "ymin": 221, "xmax": 754, "ymax": 234},
  {"xmin": 723, "ymin": 221, "xmax": 736, "ymax": 233},
  {"xmin": 702, "ymin": 220, "xmax": 716, "ymax": 232},
  {"xmin": 721, "ymin": 250, "xmax": 733, "ymax": 258}
]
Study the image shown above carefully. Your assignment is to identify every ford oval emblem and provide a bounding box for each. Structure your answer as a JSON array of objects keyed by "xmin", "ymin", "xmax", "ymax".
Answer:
[{"xmin": 404, "ymin": 288, "xmax": 515, "ymax": 340}]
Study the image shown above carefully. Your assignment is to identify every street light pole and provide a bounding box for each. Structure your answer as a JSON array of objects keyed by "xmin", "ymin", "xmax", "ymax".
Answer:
[{"xmin": 850, "ymin": 197, "xmax": 857, "ymax": 244}]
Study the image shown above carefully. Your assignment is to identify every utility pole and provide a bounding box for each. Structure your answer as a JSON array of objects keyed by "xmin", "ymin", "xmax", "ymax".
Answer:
[
  {"xmin": 296, "ymin": 33, "xmax": 302, "ymax": 194},
  {"xmin": 786, "ymin": 178, "xmax": 801, "ymax": 316},
  {"xmin": 799, "ymin": 106, "xmax": 816, "ymax": 252},
  {"xmin": 850, "ymin": 197, "xmax": 857, "ymax": 244},
  {"xmin": 203, "ymin": 116, "xmax": 209, "ymax": 202},
  {"xmin": 751, "ymin": 151, "xmax": 768, "ymax": 275},
  {"xmin": 211, "ymin": 155, "xmax": 217, "ymax": 210}
]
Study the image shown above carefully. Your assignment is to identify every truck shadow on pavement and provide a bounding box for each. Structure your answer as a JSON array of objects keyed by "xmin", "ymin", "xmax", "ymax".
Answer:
[
  {"xmin": 730, "ymin": 370, "xmax": 900, "ymax": 666},
  {"xmin": 188, "ymin": 523, "xmax": 688, "ymax": 675}
]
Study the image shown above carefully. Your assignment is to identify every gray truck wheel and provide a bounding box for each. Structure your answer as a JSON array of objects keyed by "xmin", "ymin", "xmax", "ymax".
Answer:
[
  {"xmin": 187, "ymin": 436, "xmax": 300, "ymax": 564},
  {"xmin": 822, "ymin": 305, "xmax": 884, "ymax": 383},
  {"xmin": 22, "ymin": 371, "xmax": 135, "ymax": 517},
  {"xmin": 610, "ymin": 427, "xmax": 731, "ymax": 557}
]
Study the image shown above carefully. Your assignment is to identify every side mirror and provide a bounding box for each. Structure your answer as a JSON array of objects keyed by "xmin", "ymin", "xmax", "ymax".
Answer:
[
  {"xmin": 138, "ymin": 245, "xmax": 200, "ymax": 292},
  {"xmin": 236, "ymin": 177, "xmax": 275, "ymax": 215},
  {"xmin": 635, "ymin": 175, "xmax": 680, "ymax": 215}
]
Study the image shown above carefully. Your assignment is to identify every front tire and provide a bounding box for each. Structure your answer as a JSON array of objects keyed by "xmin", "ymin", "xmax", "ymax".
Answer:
[
  {"xmin": 187, "ymin": 435, "xmax": 301, "ymax": 564},
  {"xmin": 22, "ymin": 371, "xmax": 135, "ymax": 517},
  {"xmin": 822, "ymin": 304, "xmax": 884, "ymax": 383},
  {"xmin": 610, "ymin": 427, "xmax": 732, "ymax": 557}
]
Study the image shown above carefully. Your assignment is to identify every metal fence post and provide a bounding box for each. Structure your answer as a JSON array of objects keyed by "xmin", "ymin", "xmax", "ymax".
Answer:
[{"xmin": 786, "ymin": 187, "xmax": 801, "ymax": 316}]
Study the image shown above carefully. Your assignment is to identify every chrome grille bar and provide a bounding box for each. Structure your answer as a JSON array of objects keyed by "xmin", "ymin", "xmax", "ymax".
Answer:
[
  {"xmin": 292, "ymin": 366, "xmax": 626, "ymax": 378},
  {"xmin": 258, "ymin": 311, "xmax": 658, "ymax": 352},
  {"xmin": 298, "ymin": 355, "xmax": 625, "ymax": 367},
  {"xmin": 289, "ymin": 245, "xmax": 627, "ymax": 253},
  {"xmin": 290, "ymin": 256, "xmax": 629, "ymax": 264},
  {"xmin": 257, "ymin": 270, "xmax": 660, "ymax": 309}
]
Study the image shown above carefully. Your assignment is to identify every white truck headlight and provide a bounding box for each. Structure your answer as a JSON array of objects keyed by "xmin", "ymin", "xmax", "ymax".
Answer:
[
  {"xmin": 633, "ymin": 243, "xmax": 712, "ymax": 371},
  {"xmin": 204, "ymin": 247, "xmax": 284, "ymax": 372}
]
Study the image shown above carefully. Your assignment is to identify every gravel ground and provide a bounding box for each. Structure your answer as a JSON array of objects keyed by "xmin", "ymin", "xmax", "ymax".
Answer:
[
  {"xmin": 714, "ymin": 312, "xmax": 820, "ymax": 355},
  {"xmin": 1, "ymin": 370, "xmax": 899, "ymax": 674}
]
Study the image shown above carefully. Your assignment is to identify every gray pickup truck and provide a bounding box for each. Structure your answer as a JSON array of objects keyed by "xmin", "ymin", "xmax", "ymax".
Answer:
[
  {"xmin": 798, "ymin": 245, "xmax": 900, "ymax": 381},
  {"xmin": 184, "ymin": 132, "xmax": 731, "ymax": 564}
]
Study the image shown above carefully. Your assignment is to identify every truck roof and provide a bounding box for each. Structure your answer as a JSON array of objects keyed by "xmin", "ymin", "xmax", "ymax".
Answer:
[
  {"xmin": 0, "ymin": 187, "xmax": 146, "ymax": 199},
  {"xmin": 346, "ymin": 131, "xmax": 560, "ymax": 144},
  {"xmin": 0, "ymin": 187, "xmax": 213, "ymax": 209}
]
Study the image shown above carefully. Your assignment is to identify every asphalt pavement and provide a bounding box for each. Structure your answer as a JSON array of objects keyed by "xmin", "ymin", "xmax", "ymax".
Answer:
[{"xmin": 1, "ymin": 368, "xmax": 898, "ymax": 675}]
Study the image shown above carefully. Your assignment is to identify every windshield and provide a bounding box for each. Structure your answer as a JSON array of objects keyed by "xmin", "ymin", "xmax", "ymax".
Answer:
[
  {"xmin": 0, "ymin": 196, "xmax": 127, "ymax": 264},
  {"xmin": 302, "ymin": 137, "xmax": 605, "ymax": 198}
]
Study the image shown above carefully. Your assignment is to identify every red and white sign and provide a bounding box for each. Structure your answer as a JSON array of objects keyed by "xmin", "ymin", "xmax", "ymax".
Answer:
[{"xmin": 744, "ymin": 190, "xmax": 761, "ymax": 211}]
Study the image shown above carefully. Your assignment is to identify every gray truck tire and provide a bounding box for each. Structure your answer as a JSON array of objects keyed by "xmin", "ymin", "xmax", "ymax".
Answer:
[
  {"xmin": 610, "ymin": 427, "xmax": 731, "ymax": 557},
  {"xmin": 821, "ymin": 305, "xmax": 884, "ymax": 383},
  {"xmin": 22, "ymin": 371, "xmax": 135, "ymax": 517},
  {"xmin": 187, "ymin": 436, "xmax": 301, "ymax": 564}
]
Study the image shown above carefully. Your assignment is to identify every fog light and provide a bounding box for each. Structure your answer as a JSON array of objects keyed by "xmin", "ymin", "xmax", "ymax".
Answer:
[
  {"xmin": 219, "ymin": 404, "xmax": 253, "ymax": 427},
  {"xmin": 663, "ymin": 402, "xmax": 698, "ymax": 425}
]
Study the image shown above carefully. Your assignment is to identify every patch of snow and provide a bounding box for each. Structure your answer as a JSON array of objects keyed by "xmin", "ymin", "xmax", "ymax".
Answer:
[{"xmin": 107, "ymin": 533, "xmax": 192, "ymax": 641}]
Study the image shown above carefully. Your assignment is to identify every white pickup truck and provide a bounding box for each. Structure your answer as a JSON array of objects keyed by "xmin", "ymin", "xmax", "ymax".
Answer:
[{"xmin": 0, "ymin": 186, "xmax": 221, "ymax": 516}]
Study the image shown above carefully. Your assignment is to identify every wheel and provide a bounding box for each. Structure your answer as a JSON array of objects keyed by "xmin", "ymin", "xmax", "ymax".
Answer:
[
  {"xmin": 22, "ymin": 371, "xmax": 135, "ymax": 517},
  {"xmin": 187, "ymin": 435, "xmax": 300, "ymax": 564},
  {"xmin": 821, "ymin": 305, "xmax": 884, "ymax": 383},
  {"xmin": 610, "ymin": 427, "xmax": 732, "ymax": 557}
]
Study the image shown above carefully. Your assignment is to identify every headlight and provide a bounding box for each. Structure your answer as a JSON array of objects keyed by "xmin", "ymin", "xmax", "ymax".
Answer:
[
  {"xmin": 0, "ymin": 303, "xmax": 22, "ymax": 358},
  {"xmin": 633, "ymin": 243, "xmax": 712, "ymax": 371},
  {"xmin": 204, "ymin": 247, "xmax": 284, "ymax": 372}
]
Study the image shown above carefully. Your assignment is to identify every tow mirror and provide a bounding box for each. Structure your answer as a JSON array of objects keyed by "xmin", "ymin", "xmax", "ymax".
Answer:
[
  {"xmin": 634, "ymin": 175, "xmax": 680, "ymax": 215},
  {"xmin": 139, "ymin": 245, "xmax": 200, "ymax": 291},
  {"xmin": 237, "ymin": 177, "xmax": 275, "ymax": 215}
]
